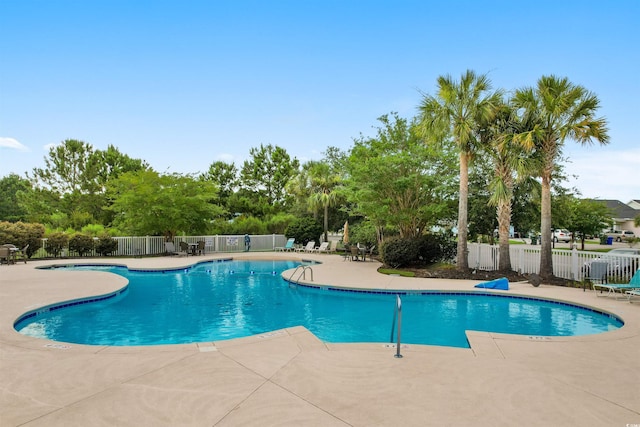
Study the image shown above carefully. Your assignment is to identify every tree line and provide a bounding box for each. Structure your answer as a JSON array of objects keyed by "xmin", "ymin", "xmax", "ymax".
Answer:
[{"xmin": 1, "ymin": 71, "xmax": 616, "ymax": 279}]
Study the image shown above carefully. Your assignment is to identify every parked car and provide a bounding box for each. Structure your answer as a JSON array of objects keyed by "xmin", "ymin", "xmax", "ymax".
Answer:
[
  {"xmin": 552, "ymin": 229, "xmax": 572, "ymax": 243},
  {"xmin": 618, "ymin": 230, "xmax": 635, "ymax": 242},
  {"xmin": 605, "ymin": 230, "xmax": 636, "ymax": 242}
]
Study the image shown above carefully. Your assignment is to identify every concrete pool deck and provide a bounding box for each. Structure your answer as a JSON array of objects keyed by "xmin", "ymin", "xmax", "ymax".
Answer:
[{"xmin": 1, "ymin": 252, "xmax": 639, "ymax": 426}]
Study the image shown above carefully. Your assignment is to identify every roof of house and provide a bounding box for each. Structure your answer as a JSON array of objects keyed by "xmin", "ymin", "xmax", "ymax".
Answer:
[{"xmin": 595, "ymin": 199, "xmax": 640, "ymax": 220}]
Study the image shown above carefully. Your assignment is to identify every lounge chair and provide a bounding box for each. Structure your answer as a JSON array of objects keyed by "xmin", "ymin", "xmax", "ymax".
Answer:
[
  {"xmin": 592, "ymin": 268, "xmax": 640, "ymax": 298},
  {"xmin": 313, "ymin": 242, "xmax": 330, "ymax": 253},
  {"xmin": 275, "ymin": 238, "xmax": 296, "ymax": 252},
  {"xmin": 626, "ymin": 289, "xmax": 640, "ymax": 302},
  {"xmin": 296, "ymin": 241, "xmax": 315, "ymax": 253}
]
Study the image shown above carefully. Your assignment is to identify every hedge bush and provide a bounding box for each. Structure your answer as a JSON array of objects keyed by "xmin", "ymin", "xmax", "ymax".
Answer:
[
  {"xmin": 69, "ymin": 233, "xmax": 95, "ymax": 257},
  {"xmin": 381, "ymin": 237, "xmax": 421, "ymax": 268},
  {"xmin": 45, "ymin": 231, "xmax": 69, "ymax": 257},
  {"xmin": 95, "ymin": 234, "xmax": 118, "ymax": 256},
  {"xmin": 0, "ymin": 221, "xmax": 45, "ymax": 258},
  {"xmin": 381, "ymin": 234, "xmax": 456, "ymax": 268}
]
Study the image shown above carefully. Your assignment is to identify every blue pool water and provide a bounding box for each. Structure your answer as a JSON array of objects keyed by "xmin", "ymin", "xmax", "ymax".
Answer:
[{"xmin": 15, "ymin": 260, "xmax": 623, "ymax": 348}]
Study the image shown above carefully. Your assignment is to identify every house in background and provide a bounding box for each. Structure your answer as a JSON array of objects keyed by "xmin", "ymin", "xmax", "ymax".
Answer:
[
  {"xmin": 628, "ymin": 199, "xmax": 640, "ymax": 210},
  {"xmin": 595, "ymin": 199, "xmax": 640, "ymax": 236}
]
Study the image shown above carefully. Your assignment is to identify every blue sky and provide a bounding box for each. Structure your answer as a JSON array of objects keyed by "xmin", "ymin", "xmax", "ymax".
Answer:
[{"xmin": 1, "ymin": 0, "xmax": 638, "ymax": 202}]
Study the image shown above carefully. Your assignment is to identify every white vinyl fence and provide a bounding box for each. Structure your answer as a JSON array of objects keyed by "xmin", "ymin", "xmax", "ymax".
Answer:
[
  {"xmin": 468, "ymin": 243, "xmax": 640, "ymax": 283},
  {"xmin": 35, "ymin": 234, "xmax": 288, "ymax": 259}
]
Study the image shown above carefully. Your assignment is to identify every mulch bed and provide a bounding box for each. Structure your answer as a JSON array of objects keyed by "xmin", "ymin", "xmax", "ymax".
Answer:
[{"xmin": 399, "ymin": 265, "xmax": 576, "ymax": 287}]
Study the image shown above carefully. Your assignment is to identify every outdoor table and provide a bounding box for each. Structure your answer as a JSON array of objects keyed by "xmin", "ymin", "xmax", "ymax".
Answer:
[
  {"xmin": 188, "ymin": 243, "xmax": 198, "ymax": 256},
  {"xmin": 1, "ymin": 244, "xmax": 18, "ymax": 264}
]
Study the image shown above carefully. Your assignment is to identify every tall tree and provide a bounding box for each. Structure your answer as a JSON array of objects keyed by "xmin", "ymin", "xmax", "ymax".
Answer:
[
  {"xmin": 345, "ymin": 113, "xmax": 457, "ymax": 244},
  {"xmin": 417, "ymin": 70, "xmax": 502, "ymax": 270},
  {"xmin": 90, "ymin": 144, "xmax": 150, "ymax": 188},
  {"xmin": 240, "ymin": 144, "xmax": 299, "ymax": 212},
  {"xmin": 513, "ymin": 76, "xmax": 609, "ymax": 279},
  {"xmin": 481, "ymin": 101, "xmax": 539, "ymax": 271},
  {"xmin": 0, "ymin": 174, "xmax": 31, "ymax": 222},
  {"xmin": 30, "ymin": 139, "xmax": 97, "ymax": 194},
  {"xmin": 107, "ymin": 170, "xmax": 222, "ymax": 238},
  {"xmin": 201, "ymin": 160, "xmax": 238, "ymax": 216}
]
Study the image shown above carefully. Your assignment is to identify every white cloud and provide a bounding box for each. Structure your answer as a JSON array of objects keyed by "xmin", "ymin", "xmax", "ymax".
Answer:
[
  {"xmin": 0, "ymin": 137, "xmax": 29, "ymax": 151},
  {"xmin": 563, "ymin": 147, "xmax": 640, "ymax": 203}
]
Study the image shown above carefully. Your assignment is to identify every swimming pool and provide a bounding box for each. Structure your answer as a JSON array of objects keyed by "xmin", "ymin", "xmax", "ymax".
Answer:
[{"xmin": 15, "ymin": 260, "xmax": 623, "ymax": 348}]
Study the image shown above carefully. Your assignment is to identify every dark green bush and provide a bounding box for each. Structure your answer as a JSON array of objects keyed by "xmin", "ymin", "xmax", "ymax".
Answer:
[
  {"xmin": 69, "ymin": 233, "xmax": 95, "ymax": 257},
  {"xmin": 381, "ymin": 237, "xmax": 421, "ymax": 268},
  {"xmin": 416, "ymin": 234, "xmax": 456, "ymax": 264},
  {"xmin": 0, "ymin": 221, "xmax": 45, "ymax": 258},
  {"xmin": 381, "ymin": 233, "xmax": 456, "ymax": 268},
  {"xmin": 284, "ymin": 217, "xmax": 323, "ymax": 245},
  {"xmin": 45, "ymin": 231, "xmax": 69, "ymax": 257},
  {"xmin": 96, "ymin": 233, "xmax": 118, "ymax": 256}
]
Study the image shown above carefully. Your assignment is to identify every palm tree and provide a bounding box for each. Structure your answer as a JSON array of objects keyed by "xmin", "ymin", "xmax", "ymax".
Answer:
[
  {"xmin": 417, "ymin": 70, "xmax": 502, "ymax": 270},
  {"xmin": 307, "ymin": 161, "xmax": 341, "ymax": 243},
  {"xmin": 512, "ymin": 75, "xmax": 609, "ymax": 279},
  {"xmin": 482, "ymin": 101, "xmax": 539, "ymax": 271}
]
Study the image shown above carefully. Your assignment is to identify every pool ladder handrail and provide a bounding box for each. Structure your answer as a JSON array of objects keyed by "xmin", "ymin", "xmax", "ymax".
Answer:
[
  {"xmin": 389, "ymin": 294, "xmax": 403, "ymax": 358},
  {"xmin": 287, "ymin": 265, "xmax": 314, "ymax": 284}
]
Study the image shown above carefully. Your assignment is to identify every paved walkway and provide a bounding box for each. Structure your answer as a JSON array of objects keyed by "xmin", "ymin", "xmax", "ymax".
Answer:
[{"xmin": 1, "ymin": 253, "xmax": 639, "ymax": 426}]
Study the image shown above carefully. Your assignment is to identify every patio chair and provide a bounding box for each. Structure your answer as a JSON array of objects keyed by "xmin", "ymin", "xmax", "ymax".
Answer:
[
  {"xmin": 275, "ymin": 238, "xmax": 295, "ymax": 252},
  {"xmin": 197, "ymin": 240, "xmax": 205, "ymax": 255},
  {"xmin": 587, "ymin": 261, "xmax": 608, "ymax": 293},
  {"xmin": 342, "ymin": 244, "xmax": 351, "ymax": 261},
  {"xmin": 179, "ymin": 241, "xmax": 191, "ymax": 256},
  {"xmin": 592, "ymin": 268, "xmax": 640, "ymax": 298},
  {"xmin": 367, "ymin": 245, "xmax": 376, "ymax": 261},
  {"xmin": 165, "ymin": 242, "xmax": 179, "ymax": 256},
  {"xmin": 350, "ymin": 245, "xmax": 360, "ymax": 261},
  {"xmin": 0, "ymin": 246, "xmax": 11, "ymax": 265},
  {"xmin": 16, "ymin": 244, "xmax": 29, "ymax": 263}
]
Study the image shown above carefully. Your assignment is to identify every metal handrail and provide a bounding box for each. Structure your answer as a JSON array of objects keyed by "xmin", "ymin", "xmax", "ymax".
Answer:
[
  {"xmin": 287, "ymin": 265, "xmax": 314, "ymax": 283},
  {"xmin": 390, "ymin": 294, "xmax": 403, "ymax": 358}
]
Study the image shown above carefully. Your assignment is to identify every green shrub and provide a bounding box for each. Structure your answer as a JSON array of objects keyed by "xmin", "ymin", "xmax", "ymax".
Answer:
[
  {"xmin": 45, "ymin": 231, "xmax": 69, "ymax": 257},
  {"xmin": 0, "ymin": 221, "xmax": 45, "ymax": 258},
  {"xmin": 381, "ymin": 233, "xmax": 456, "ymax": 268},
  {"xmin": 381, "ymin": 237, "xmax": 421, "ymax": 268},
  {"xmin": 417, "ymin": 233, "xmax": 456, "ymax": 264},
  {"xmin": 285, "ymin": 217, "xmax": 323, "ymax": 245},
  {"xmin": 69, "ymin": 233, "xmax": 95, "ymax": 257},
  {"xmin": 96, "ymin": 234, "xmax": 118, "ymax": 256}
]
